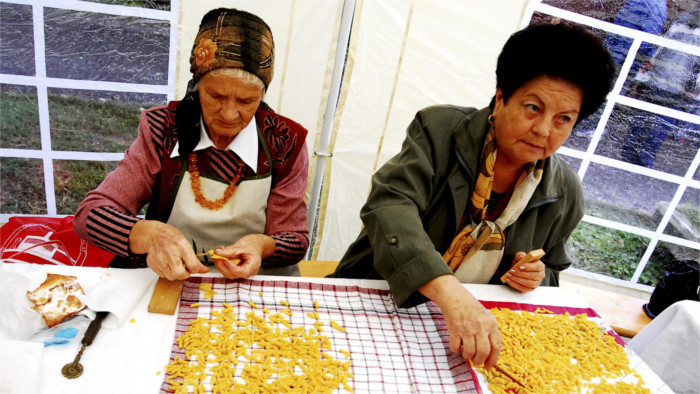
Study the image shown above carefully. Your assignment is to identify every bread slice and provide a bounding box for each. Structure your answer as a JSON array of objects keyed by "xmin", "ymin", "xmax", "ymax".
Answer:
[{"xmin": 27, "ymin": 273, "xmax": 87, "ymax": 327}]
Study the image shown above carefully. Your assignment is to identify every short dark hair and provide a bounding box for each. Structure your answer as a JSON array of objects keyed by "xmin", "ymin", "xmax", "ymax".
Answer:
[{"xmin": 495, "ymin": 23, "xmax": 615, "ymax": 122}]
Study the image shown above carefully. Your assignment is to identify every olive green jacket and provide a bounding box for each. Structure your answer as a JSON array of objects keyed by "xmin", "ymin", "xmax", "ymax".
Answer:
[{"xmin": 330, "ymin": 105, "xmax": 584, "ymax": 308}]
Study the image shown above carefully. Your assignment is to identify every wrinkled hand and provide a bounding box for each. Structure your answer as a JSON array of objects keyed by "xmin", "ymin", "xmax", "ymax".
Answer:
[
  {"xmin": 503, "ymin": 251, "xmax": 546, "ymax": 292},
  {"xmin": 211, "ymin": 234, "xmax": 275, "ymax": 279},
  {"xmin": 420, "ymin": 275, "xmax": 501, "ymax": 369},
  {"xmin": 129, "ymin": 220, "xmax": 209, "ymax": 280}
]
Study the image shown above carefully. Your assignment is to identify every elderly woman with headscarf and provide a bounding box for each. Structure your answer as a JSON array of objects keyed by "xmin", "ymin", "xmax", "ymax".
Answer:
[
  {"xmin": 74, "ymin": 8, "xmax": 309, "ymax": 280},
  {"xmin": 330, "ymin": 23, "xmax": 615, "ymax": 369}
]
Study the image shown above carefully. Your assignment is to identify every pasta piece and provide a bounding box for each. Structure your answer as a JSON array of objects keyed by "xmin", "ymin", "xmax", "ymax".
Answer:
[
  {"xmin": 330, "ymin": 320, "xmax": 346, "ymax": 333},
  {"xmin": 198, "ymin": 283, "xmax": 216, "ymax": 299}
]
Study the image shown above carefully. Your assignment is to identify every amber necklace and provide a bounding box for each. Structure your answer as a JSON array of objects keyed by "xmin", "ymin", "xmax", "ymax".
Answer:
[{"xmin": 188, "ymin": 152, "xmax": 243, "ymax": 210}]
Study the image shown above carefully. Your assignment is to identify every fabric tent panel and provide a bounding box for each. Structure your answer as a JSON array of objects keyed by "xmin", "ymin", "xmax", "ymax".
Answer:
[
  {"xmin": 319, "ymin": 157, "xmax": 380, "ymax": 258},
  {"xmin": 378, "ymin": 0, "xmax": 529, "ymax": 167},
  {"xmin": 276, "ymin": 0, "xmax": 343, "ymax": 161},
  {"xmin": 317, "ymin": 0, "xmax": 533, "ymax": 261},
  {"xmin": 177, "ymin": 0, "xmax": 339, "ymax": 160},
  {"xmin": 316, "ymin": 0, "xmax": 412, "ymax": 261}
]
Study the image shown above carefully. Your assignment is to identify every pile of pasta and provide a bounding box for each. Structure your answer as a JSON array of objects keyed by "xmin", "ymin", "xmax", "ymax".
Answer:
[
  {"xmin": 165, "ymin": 286, "xmax": 353, "ymax": 394},
  {"xmin": 477, "ymin": 307, "xmax": 650, "ymax": 394}
]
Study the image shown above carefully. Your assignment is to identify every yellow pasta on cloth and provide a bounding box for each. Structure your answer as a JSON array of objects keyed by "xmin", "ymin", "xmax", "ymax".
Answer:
[
  {"xmin": 476, "ymin": 308, "xmax": 650, "ymax": 394},
  {"xmin": 161, "ymin": 277, "xmax": 482, "ymax": 393}
]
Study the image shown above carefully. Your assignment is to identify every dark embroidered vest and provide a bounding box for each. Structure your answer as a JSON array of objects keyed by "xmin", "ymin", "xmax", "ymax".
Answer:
[{"xmin": 145, "ymin": 101, "xmax": 308, "ymax": 223}]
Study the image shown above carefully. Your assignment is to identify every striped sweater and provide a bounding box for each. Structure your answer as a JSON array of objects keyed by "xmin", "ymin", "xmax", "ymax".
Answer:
[{"xmin": 74, "ymin": 102, "xmax": 309, "ymax": 267}]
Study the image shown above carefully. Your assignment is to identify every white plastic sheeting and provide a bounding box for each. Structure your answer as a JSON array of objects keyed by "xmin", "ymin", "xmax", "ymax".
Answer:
[{"xmin": 315, "ymin": 0, "xmax": 535, "ymax": 260}]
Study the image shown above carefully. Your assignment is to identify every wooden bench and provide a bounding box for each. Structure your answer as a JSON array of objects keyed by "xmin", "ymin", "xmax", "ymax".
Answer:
[
  {"xmin": 298, "ymin": 260, "xmax": 651, "ymax": 338},
  {"xmin": 559, "ymin": 280, "xmax": 651, "ymax": 338}
]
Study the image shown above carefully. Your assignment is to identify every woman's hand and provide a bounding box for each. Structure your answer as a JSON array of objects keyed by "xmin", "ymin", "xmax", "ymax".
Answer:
[
  {"xmin": 212, "ymin": 234, "xmax": 276, "ymax": 279},
  {"xmin": 129, "ymin": 220, "xmax": 209, "ymax": 280},
  {"xmin": 503, "ymin": 251, "xmax": 546, "ymax": 292},
  {"xmin": 420, "ymin": 275, "xmax": 501, "ymax": 369}
]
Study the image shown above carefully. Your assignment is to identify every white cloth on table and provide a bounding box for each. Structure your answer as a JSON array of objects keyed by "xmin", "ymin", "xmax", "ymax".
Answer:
[
  {"xmin": 0, "ymin": 263, "xmax": 169, "ymax": 394},
  {"xmin": 0, "ymin": 262, "xmax": 675, "ymax": 394},
  {"xmin": 0, "ymin": 339, "xmax": 43, "ymax": 394},
  {"xmin": 628, "ymin": 300, "xmax": 700, "ymax": 394}
]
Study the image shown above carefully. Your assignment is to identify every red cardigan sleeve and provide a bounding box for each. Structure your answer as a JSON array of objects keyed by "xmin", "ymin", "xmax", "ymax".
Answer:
[{"xmin": 74, "ymin": 106, "xmax": 167, "ymax": 256}]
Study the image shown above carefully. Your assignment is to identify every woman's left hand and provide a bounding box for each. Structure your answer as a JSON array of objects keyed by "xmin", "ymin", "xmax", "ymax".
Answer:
[
  {"xmin": 503, "ymin": 251, "xmax": 546, "ymax": 292},
  {"xmin": 211, "ymin": 234, "xmax": 276, "ymax": 279}
]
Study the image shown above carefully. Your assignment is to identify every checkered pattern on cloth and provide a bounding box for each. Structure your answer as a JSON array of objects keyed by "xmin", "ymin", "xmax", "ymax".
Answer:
[
  {"xmin": 160, "ymin": 278, "xmax": 608, "ymax": 393},
  {"xmin": 161, "ymin": 277, "xmax": 477, "ymax": 393}
]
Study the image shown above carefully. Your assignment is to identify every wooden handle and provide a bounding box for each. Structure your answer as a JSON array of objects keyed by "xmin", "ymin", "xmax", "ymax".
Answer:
[
  {"xmin": 147, "ymin": 278, "xmax": 185, "ymax": 315},
  {"xmin": 493, "ymin": 364, "xmax": 528, "ymax": 390},
  {"xmin": 500, "ymin": 249, "xmax": 545, "ymax": 283},
  {"xmin": 82, "ymin": 311, "xmax": 109, "ymax": 346}
]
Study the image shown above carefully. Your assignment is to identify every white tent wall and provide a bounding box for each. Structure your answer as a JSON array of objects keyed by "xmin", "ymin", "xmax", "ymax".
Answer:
[
  {"xmin": 315, "ymin": 0, "xmax": 537, "ymax": 261},
  {"xmin": 177, "ymin": 0, "xmax": 344, "ymax": 167}
]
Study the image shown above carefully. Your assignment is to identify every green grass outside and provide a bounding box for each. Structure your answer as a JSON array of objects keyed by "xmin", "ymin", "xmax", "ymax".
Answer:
[
  {"xmin": 53, "ymin": 160, "xmax": 119, "ymax": 214},
  {"xmin": 0, "ymin": 157, "xmax": 47, "ymax": 214},
  {"xmin": 0, "ymin": 85, "xmax": 41, "ymax": 149},
  {"xmin": 48, "ymin": 94, "xmax": 143, "ymax": 152},
  {"xmin": 569, "ymin": 221, "xmax": 665, "ymax": 286},
  {"xmin": 1, "ymin": 90, "xmax": 158, "ymax": 215}
]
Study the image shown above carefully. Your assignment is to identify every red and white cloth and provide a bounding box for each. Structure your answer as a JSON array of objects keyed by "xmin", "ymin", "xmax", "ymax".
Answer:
[
  {"xmin": 163, "ymin": 277, "xmax": 479, "ymax": 393},
  {"xmin": 161, "ymin": 278, "xmax": 628, "ymax": 394}
]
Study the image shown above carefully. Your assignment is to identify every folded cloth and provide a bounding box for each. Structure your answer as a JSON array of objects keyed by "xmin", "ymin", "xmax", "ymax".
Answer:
[
  {"xmin": 628, "ymin": 300, "xmax": 700, "ymax": 394},
  {"xmin": 0, "ymin": 270, "xmax": 46, "ymax": 340},
  {"xmin": 83, "ymin": 268, "xmax": 156, "ymax": 328},
  {"xmin": 0, "ymin": 339, "xmax": 43, "ymax": 394}
]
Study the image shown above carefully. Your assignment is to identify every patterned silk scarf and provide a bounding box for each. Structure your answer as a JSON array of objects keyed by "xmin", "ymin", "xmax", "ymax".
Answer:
[{"xmin": 442, "ymin": 126, "xmax": 544, "ymax": 283}]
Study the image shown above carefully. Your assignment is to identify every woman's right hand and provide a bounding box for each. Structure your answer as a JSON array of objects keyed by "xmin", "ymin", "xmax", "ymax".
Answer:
[
  {"xmin": 129, "ymin": 220, "xmax": 209, "ymax": 280},
  {"xmin": 419, "ymin": 274, "xmax": 502, "ymax": 369}
]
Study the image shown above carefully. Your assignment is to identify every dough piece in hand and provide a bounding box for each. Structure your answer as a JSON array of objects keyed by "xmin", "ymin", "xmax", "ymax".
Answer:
[
  {"xmin": 27, "ymin": 273, "xmax": 87, "ymax": 327},
  {"xmin": 500, "ymin": 249, "xmax": 546, "ymax": 283}
]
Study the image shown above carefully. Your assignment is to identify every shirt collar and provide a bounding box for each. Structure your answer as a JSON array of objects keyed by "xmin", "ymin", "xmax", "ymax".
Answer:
[{"xmin": 170, "ymin": 116, "xmax": 258, "ymax": 172}]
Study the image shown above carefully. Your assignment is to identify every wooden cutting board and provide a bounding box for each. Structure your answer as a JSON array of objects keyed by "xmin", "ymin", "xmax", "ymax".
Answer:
[{"xmin": 147, "ymin": 277, "xmax": 185, "ymax": 315}]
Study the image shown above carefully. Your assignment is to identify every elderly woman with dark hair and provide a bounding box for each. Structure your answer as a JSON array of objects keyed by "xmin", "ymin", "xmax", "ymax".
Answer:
[
  {"xmin": 330, "ymin": 23, "xmax": 615, "ymax": 368},
  {"xmin": 74, "ymin": 8, "xmax": 309, "ymax": 280}
]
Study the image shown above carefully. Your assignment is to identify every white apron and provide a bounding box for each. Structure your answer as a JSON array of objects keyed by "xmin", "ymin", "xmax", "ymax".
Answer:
[{"xmin": 167, "ymin": 149, "xmax": 299, "ymax": 276}]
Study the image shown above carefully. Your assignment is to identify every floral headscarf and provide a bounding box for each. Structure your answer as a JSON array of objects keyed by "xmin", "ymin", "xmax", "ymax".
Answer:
[{"xmin": 189, "ymin": 8, "xmax": 274, "ymax": 89}]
